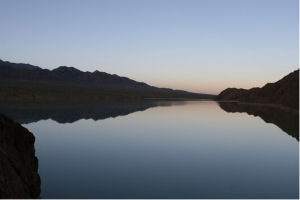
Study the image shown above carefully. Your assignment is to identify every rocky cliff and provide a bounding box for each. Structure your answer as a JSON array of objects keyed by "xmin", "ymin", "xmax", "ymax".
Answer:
[
  {"xmin": 0, "ymin": 114, "xmax": 40, "ymax": 198},
  {"xmin": 217, "ymin": 69, "xmax": 299, "ymax": 110}
]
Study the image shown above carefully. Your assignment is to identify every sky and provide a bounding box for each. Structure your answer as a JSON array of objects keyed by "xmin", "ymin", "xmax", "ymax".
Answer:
[{"xmin": 0, "ymin": 0, "xmax": 298, "ymax": 94}]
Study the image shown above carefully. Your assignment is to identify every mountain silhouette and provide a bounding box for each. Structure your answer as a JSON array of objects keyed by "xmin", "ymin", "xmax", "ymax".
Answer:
[
  {"xmin": 0, "ymin": 59, "xmax": 215, "ymax": 101},
  {"xmin": 217, "ymin": 69, "xmax": 299, "ymax": 110}
]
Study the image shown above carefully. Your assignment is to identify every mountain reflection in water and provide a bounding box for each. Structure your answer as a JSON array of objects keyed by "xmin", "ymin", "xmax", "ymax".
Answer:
[
  {"xmin": 0, "ymin": 100, "xmax": 185, "ymax": 124},
  {"xmin": 0, "ymin": 101, "xmax": 297, "ymax": 141},
  {"xmin": 0, "ymin": 100, "xmax": 298, "ymax": 198},
  {"xmin": 218, "ymin": 102, "xmax": 299, "ymax": 141}
]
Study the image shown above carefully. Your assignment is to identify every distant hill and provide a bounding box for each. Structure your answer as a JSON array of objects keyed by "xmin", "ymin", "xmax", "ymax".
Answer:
[
  {"xmin": 0, "ymin": 59, "xmax": 152, "ymax": 87},
  {"xmin": 217, "ymin": 69, "xmax": 299, "ymax": 110},
  {"xmin": 0, "ymin": 59, "xmax": 41, "ymax": 70},
  {"xmin": 0, "ymin": 59, "xmax": 215, "ymax": 101}
]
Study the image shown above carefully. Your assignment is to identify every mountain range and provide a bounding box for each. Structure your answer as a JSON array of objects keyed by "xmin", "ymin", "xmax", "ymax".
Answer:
[{"xmin": 0, "ymin": 59, "xmax": 215, "ymax": 101}]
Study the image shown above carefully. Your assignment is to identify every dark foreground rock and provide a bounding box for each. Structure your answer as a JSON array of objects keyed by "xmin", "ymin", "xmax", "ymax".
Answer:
[
  {"xmin": 0, "ymin": 114, "xmax": 40, "ymax": 198},
  {"xmin": 217, "ymin": 69, "xmax": 299, "ymax": 110}
]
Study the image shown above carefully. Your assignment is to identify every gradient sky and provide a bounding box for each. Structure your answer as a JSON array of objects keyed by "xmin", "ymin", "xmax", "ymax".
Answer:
[{"xmin": 0, "ymin": 0, "xmax": 298, "ymax": 94}]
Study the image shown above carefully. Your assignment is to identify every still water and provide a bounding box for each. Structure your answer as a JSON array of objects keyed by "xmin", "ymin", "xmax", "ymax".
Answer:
[{"xmin": 2, "ymin": 101, "xmax": 299, "ymax": 198}]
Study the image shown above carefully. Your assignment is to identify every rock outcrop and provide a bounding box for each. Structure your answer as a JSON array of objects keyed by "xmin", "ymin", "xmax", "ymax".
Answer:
[
  {"xmin": 217, "ymin": 69, "xmax": 299, "ymax": 110},
  {"xmin": 0, "ymin": 114, "xmax": 40, "ymax": 198}
]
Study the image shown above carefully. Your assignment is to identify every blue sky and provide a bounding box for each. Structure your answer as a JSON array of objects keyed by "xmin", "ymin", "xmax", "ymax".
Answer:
[{"xmin": 0, "ymin": 0, "xmax": 298, "ymax": 94}]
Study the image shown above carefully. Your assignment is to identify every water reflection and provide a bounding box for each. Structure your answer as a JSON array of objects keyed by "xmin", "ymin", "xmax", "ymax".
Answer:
[
  {"xmin": 0, "ymin": 101, "xmax": 297, "ymax": 141},
  {"xmin": 0, "ymin": 101, "xmax": 298, "ymax": 198},
  {"xmin": 218, "ymin": 102, "xmax": 299, "ymax": 140},
  {"xmin": 25, "ymin": 101, "xmax": 298, "ymax": 198},
  {"xmin": 0, "ymin": 100, "xmax": 185, "ymax": 124}
]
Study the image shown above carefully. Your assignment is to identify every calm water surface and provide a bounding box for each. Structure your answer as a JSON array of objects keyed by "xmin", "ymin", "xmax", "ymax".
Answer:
[{"xmin": 4, "ymin": 101, "xmax": 299, "ymax": 198}]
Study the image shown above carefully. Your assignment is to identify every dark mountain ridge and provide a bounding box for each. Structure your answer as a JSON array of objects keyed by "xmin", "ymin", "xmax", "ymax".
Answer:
[
  {"xmin": 0, "ymin": 59, "xmax": 41, "ymax": 70},
  {"xmin": 0, "ymin": 59, "xmax": 150, "ymax": 87},
  {"xmin": 0, "ymin": 59, "xmax": 215, "ymax": 101},
  {"xmin": 217, "ymin": 69, "xmax": 299, "ymax": 110}
]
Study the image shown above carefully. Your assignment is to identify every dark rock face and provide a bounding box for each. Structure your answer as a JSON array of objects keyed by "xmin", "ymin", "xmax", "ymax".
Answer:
[
  {"xmin": 217, "ymin": 69, "xmax": 299, "ymax": 110},
  {"xmin": 0, "ymin": 114, "xmax": 40, "ymax": 198}
]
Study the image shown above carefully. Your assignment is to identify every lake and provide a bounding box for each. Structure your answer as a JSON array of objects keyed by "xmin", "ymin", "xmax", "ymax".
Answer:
[{"xmin": 0, "ymin": 100, "xmax": 298, "ymax": 198}]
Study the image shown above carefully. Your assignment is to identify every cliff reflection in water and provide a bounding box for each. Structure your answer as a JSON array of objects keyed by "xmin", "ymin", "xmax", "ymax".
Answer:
[
  {"xmin": 218, "ymin": 102, "xmax": 299, "ymax": 140},
  {"xmin": 0, "ymin": 100, "xmax": 182, "ymax": 124}
]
